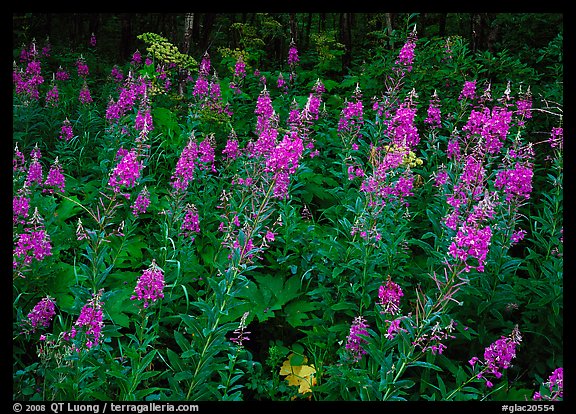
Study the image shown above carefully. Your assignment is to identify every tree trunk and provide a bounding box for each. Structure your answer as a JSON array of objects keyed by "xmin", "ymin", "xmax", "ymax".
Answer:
[
  {"xmin": 385, "ymin": 12, "xmax": 394, "ymax": 50},
  {"xmin": 183, "ymin": 13, "xmax": 194, "ymax": 55},
  {"xmin": 290, "ymin": 13, "xmax": 297, "ymax": 43},
  {"xmin": 304, "ymin": 13, "xmax": 312, "ymax": 49},
  {"xmin": 438, "ymin": 13, "xmax": 447, "ymax": 37},
  {"xmin": 120, "ymin": 13, "xmax": 132, "ymax": 61},
  {"xmin": 200, "ymin": 13, "xmax": 216, "ymax": 54},
  {"xmin": 340, "ymin": 12, "xmax": 352, "ymax": 72}
]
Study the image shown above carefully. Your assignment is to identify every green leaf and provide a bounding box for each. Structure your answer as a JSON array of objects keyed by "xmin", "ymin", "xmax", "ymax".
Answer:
[{"xmin": 407, "ymin": 361, "xmax": 442, "ymax": 371}]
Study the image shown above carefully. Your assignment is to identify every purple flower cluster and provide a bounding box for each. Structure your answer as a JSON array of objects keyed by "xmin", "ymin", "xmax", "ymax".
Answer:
[
  {"xmin": 459, "ymin": 80, "xmax": 477, "ymax": 101},
  {"xmin": 78, "ymin": 82, "xmax": 93, "ymax": 104},
  {"xmin": 45, "ymin": 84, "xmax": 59, "ymax": 107},
  {"xmin": 378, "ymin": 276, "xmax": 404, "ymax": 315},
  {"xmin": 234, "ymin": 56, "xmax": 246, "ymax": 79},
  {"xmin": 13, "ymin": 194, "xmax": 30, "ymax": 225},
  {"xmin": 425, "ymin": 91, "xmax": 442, "ymax": 130},
  {"xmin": 131, "ymin": 187, "xmax": 151, "ymax": 217},
  {"xmin": 394, "ymin": 29, "xmax": 417, "ymax": 73},
  {"xmin": 172, "ymin": 138, "xmax": 199, "ymax": 191},
  {"xmin": 13, "ymin": 208, "xmax": 53, "ymax": 270},
  {"xmin": 494, "ymin": 163, "xmax": 533, "ymax": 202},
  {"xmin": 76, "ymin": 56, "xmax": 89, "ymax": 78},
  {"xmin": 131, "ymin": 261, "xmax": 165, "ymax": 308},
  {"xmin": 448, "ymin": 223, "xmax": 492, "ymax": 272},
  {"xmin": 26, "ymin": 296, "xmax": 56, "ymax": 332},
  {"xmin": 66, "ymin": 290, "xmax": 105, "ymax": 350},
  {"xmin": 105, "ymin": 76, "xmax": 149, "ymax": 124},
  {"xmin": 387, "ymin": 101, "xmax": 420, "ymax": 148},
  {"xmin": 25, "ymin": 155, "xmax": 43, "ymax": 187},
  {"xmin": 469, "ymin": 325, "xmax": 522, "ymax": 388},
  {"xmin": 13, "ymin": 58, "xmax": 45, "ymax": 101},
  {"xmin": 59, "ymin": 118, "xmax": 74, "ymax": 141},
  {"xmin": 43, "ymin": 158, "xmax": 66, "ymax": 194},
  {"xmin": 287, "ymin": 41, "xmax": 299, "ymax": 66},
  {"xmin": 345, "ymin": 316, "xmax": 370, "ymax": 362},
  {"xmin": 338, "ymin": 86, "xmax": 364, "ymax": 143},
  {"xmin": 444, "ymin": 155, "xmax": 486, "ymax": 230},
  {"xmin": 384, "ymin": 318, "xmax": 407, "ymax": 340},
  {"xmin": 412, "ymin": 320, "xmax": 457, "ymax": 355},
  {"xmin": 548, "ymin": 127, "xmax": 563, "ymax": 150},
  {"xmin": 180, "ymin": 204, "xmax": 201, "ymax": 240},
  {"xmin": 171, "ymin": 136, "xmax": 216, "ymax": 192},
  {"xmin": 108, "ymin": 148, "xmax": 143, "ymax": 194},
  {"xmin": 110, "ymin": 65, "xmax": 124, "ymax": 82},
  {"xmin": 55, "ymin": 66, "xmax": 70, "ymax": 81},
  {"xmin": 533, "ymin": 367, "xmax": 563, "ymax": 401},
  {"xmin": 222, "ymin": 134, "xmax": 240, "ymax": 161},
  {"xmin": 266, "ymin": 131, "xmax": 304, "ymax": 199}
]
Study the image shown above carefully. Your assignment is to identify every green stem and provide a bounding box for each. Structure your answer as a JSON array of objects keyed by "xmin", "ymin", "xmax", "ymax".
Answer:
[{"xmin": 185, "ymin": 178, "xmax": 276, "ymax": 400}]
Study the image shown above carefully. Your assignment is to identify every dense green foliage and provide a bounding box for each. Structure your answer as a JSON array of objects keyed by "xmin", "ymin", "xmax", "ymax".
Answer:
[{"xmin": 13, "ymin": 13, "xmax": 562, "ymax": 403}]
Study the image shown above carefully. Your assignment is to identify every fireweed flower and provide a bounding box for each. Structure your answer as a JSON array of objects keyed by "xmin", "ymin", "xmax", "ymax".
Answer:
[
  {"xmin": 448, "ymin": 222, "xmax": 492, "ymax": 272},
  {"xmin": 230, "ymin": 312, "xmax": 251, "ymax": 347},
  {"xmin": 459, "ymin": 80, "xmax": 477, "ymax": 101},
  {"xmin": 131, "ymin": 186, "xmax": 151, "ymax": 216},
  {"xmin": 79, "ymin": 82, "xmax": 93, "ymax": 104},
  {"xmin": 338, "ymin": 85, "xmax": 364, "ymax": 144},
  {"xmin": 43, "ymin": 157, "xmax": 66, "ymax": 194},
  {"xmin": 198, "ymin": 135, "xmax": 217, "ymax": 172},
  {"xmin": 131, "ymin": 260, "xmax": 165, "ymax": 309},
  {"xmin": 13, "ymin": 208, "xmax": 52, "ymax": 270},
  {"xmin": 425, "ymin": 91, "xmax": 442, "ymax": 129},
  {"xmin": 548, "ymin": 127, "xmax": 563, "ymax": 150},
  {"xmin": 394, "ymin": 27, "xmax": 417, "ymax": 74},
  {"xmin": 265, "ymin": 131, "xmax": 304, "ymax": 199},
  {"xmin": 13, "ymin": 144, "xmax": 26, "ymax": 172},
  {"xmin": 515, "ymin": 87, "xmax": 533, "ymax": 126},
  {"xmin": 171, "ymin": 138, "xmax": 199, "ymax": 191},
  {"xmin": 345, "ymin": 316, "xmax": 370, "ymax": 362},
  {"xmin": 25, "ymin": 296, "xmax": 56, "ymax": 333},
  {"xmin": 234, "ymin": 56, "xmax": 246, "ymax": 79},
  {"xmin": 223, "ymin": 133, "xmax": 240, "ymax": 161},
  {"xmin": 180, "ymin": 204, "xmax": 201, "ymax": 240},
  {"xmin": 287, "ymin": 40, "xmax": 299, "ymax": 67},
  {"xmin": 110, "ymin": 65, "xmax": 124, "ymax": 82},
  {"xmin": 378, "ymin": 276, "xmax": 404, "ymax": 315},
  {"xmin": 469, "ymin": 325, "xmax": 522, "ymax": 388},
  {"xmin": 387, "ymin": 94, "xmax": 420, "ymax": 148},
  {"xmin": 89, "ymin": 32, "xmax": 97, "ymax": 47},
  {"xmin": 533, "ymin": 367, "xmax": 563, "ymax": 401},
  {"xmin": 250, "ymin": 87, "xmax": 279, "ymax": 158},
  {"xmin": 131, "ymin": 49, "xmax": 142, "ymax": 65},
  {"xmin": 55, "ymin": 66, "xmax": 69, "ymax": 81},
  {"xmin": 13, "ymin": 194, "xmax": 30, "ymax": 225},
  {"xmin": 59, "ymin": 118, "xmax": 74, "ymax": 141},
  {"xmin": 108, "ymin": 148, "xmax": 143, "ymax": 194},
  {"xmin": 494, "ymin": 163, "xmax": 533, "ymax": 202},
  {"xmin": 25, "ymin": 152, "xmax": 43, "ymax": 187},
  {"xmin": 66, "ymin": 289, "xmax": 105, "ymax": 350},
  {"xmin": 412, "ymin": 320, "xmax": 457, "ymax": 355},
  {"xmin": 76, "ymin": 56, "xmax": 89, "ymax": 78},
  {"xmin": 510, "ymin": 229, "xmax": 527, "ymax": 244},
  {"xmin": 277, "ymin": 72, "xmax": 288, "ymax": 93},
  {"xmin": 384, "ymin": 317, "xmax": 407, "ymax": 340},
  {"xmin": 45, "ymin": 83, "xmax": 59, "ymax": 107}
]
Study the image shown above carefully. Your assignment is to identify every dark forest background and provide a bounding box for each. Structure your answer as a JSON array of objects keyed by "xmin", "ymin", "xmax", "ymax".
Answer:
[{"xmin": 12, "ymin": 13, "xmax": 563, "ymax": 77}]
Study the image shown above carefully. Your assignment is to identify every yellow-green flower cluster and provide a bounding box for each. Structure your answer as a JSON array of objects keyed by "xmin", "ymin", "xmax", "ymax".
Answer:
[
  {"xmin": 137, "ymin": 32, "xmax": 197, "ymax": 70},
  {"xmin": 383, "ymin": 144, "xmax": 423, "ymax": 168}
]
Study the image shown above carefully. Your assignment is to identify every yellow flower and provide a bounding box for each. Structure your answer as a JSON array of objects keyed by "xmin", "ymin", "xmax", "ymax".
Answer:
[{"xmin": 279, "ymin": 354, "xmax": 317, "ymax": 395}]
